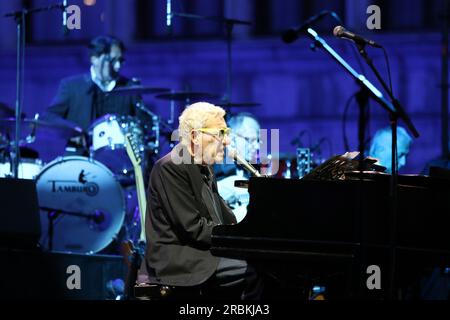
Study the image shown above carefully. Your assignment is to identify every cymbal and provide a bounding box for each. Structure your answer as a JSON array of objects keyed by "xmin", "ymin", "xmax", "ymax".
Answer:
[
  {"xmin": 109, "ymin": 86, "xmax": 171, "ymax": 95},
  {"xmin": 0, "ymin": 102, "xmax": 14, "ymax": 117},
  {"xmin": 0, "ymin": 117, "xmax": 83, "ymax": 137},
  {"xmin": 216, "ymin": 102, "xmax": 261, "ymax": 108},
  {"xmin": 154, "ymin": 92, "xmax": 220, "ymax": 102},
  {"xmin": 0, "ymin": 102, "xmax": 26, "ymax": 118}
]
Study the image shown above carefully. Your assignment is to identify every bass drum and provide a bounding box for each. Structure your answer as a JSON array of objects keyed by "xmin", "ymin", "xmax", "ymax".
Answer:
[
  {"xmin": 0, "ymin": 158, "xmax": 43, "ymax": 179},
  {"xmin": 36, "ymin": 156, "xmax": 125, "ymax": 253}
]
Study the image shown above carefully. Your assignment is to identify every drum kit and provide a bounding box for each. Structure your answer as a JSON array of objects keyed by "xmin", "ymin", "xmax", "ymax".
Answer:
[
  {"xmin": 0, "ymin": 86, "xmax": 261, "ymax": 254},
  {"xmin": 0, "ymin": 9, "xmax": 262, "ymax": 255}
]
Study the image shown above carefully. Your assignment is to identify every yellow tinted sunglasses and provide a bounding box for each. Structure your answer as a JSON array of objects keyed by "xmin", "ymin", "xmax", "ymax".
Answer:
[{"xmin": 196, "ymin": 127, "xmax": 232, "ymax": 139}]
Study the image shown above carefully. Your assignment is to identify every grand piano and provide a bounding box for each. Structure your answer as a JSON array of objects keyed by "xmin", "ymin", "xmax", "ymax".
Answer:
[{"xmin": 211, "ymin": 172, "xmax": 450, "ymax": 300}]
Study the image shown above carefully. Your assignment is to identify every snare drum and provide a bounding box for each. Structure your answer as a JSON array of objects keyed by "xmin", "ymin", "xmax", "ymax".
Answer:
[
  {"xmin": 89, "ymin": 114, "xmax": 144, "ymax": 173},
  {"xmin": 0, "ymin": 158, "xmax": 43, "ymax": 179},
  {"xmin": 36, "ymin": 156, "xmax": 126, "ymax": 253}
]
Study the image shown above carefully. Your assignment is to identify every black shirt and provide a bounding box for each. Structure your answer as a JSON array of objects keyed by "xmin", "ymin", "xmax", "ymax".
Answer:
[
  {"xmin": 145, "ymin": 145, "xmax": 236, "ymax": 286},
  {"xmin": 45, "ymin": 74, "xmax": 139, "ymax": 131},
  {"xmin": 199, "ymin": 165, "xmax": 224, "ymax": 224}
]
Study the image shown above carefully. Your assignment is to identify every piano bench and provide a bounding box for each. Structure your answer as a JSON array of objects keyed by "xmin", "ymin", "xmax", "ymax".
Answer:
[{"xmin": 134, "ymin": 283, "xmax": 203, "ymax": 300}]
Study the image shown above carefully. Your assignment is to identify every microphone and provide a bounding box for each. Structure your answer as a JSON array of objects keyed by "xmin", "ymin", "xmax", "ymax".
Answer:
[
  {"xmin": 91, "ymin": 210, "xmax": 106, "ymax": 224},
  {"xmin": 333, "ymin": 26, "xmax": 382, "ymax": 48},
  {"xmin": 310, "ymin": 137, "xmax": 326, "ymax": 153},
  {"xmin": 227, "ymin": 148, "xmax": 262, "ymax": 177},
  {"xmin": 282, "ymin": 10, "xmax": 331, "ymax": 44},
  {"xmin": 166, "ymin": 0, "xmax": 172, "ymax": 34},
  {"xmin": 290, "ymin": 130, "xmax": 307, "ymax": 147}
]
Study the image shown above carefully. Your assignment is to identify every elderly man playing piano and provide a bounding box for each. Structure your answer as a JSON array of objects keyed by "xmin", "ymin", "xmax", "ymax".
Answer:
[{"xmin": 144, "ymin": 102, "xmax": 262, "ymax": 299}]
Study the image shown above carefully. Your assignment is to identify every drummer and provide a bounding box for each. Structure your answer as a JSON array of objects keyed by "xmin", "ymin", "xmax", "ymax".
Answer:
[{"xmin": 44, "ymin": 35, "xmax": 141, "ymax": 155}]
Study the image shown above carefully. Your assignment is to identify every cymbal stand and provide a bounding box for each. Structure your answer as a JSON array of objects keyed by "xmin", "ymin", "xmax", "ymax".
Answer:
[
  {"xmin": 168, "ymin": 11, "xmax": 252, "ymax": 114},
  {"xmin": 135, "ymin": 101, "xmax": 160, "ymax": 151},
  {"xmin": 3, "ymin": 2, "xmax": 67, "ymax": 178}
]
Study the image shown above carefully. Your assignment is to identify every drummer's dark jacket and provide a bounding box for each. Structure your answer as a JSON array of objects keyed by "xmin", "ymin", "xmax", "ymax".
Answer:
[
  {"xmin": 145, "ymin": 145, "xmax": 237, "ymax": 287},
  {"xmin": 45, "ymin": 73, "xmax": 139, "ymax": 131}
]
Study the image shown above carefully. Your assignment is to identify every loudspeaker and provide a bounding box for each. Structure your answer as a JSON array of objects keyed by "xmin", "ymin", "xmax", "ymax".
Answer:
[{"xmin": 0, "ymin": 178, "xmax": 41, "ymax": 249}]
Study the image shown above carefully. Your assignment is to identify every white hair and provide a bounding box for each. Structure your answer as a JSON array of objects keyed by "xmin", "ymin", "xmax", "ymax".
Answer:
[
  {"xmin": 369, "ymin": 126, "xmax": 412, "ymax": 155},
  {"xmin": 178, "ymin": 102, "xmax": 226, "ymax": 146},
  {"xmin": 228, "ymin": 112, "xmax": 260, "ymax": 132}
]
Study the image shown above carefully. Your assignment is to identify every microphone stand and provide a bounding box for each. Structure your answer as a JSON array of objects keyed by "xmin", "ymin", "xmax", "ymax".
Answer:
[
  {"xmin": 305, "ymin": 28, "xmax": 398, "ymax": 170},
  {"xmin": 355, "ymin": 43, "xmax": 419, "ymax": 300},
  {"xmin": 168, "ymin": 11, "xmax": 252, "ymax": 115},
  {"xmin": 40, "ymin": 206, "xmax": 104, "ymax": 251},
  {"xmin": 303, "ymin": 28, "xmax": 405, "ymax": 299},
  {"xmin": 3, "ymin": 2, "xmax": 67, "ymax": 179}
]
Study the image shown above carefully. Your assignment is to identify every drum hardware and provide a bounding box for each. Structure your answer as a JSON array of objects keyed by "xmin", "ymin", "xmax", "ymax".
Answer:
[
  {"xmin": 0, "ymin": 102, "xmax": 25, "ymax": 119},
  {"xmin": 40, "ymin": 206, "xmax": 108, "ymax": 251},
  {"xmin": 3, "ymin": 0, "xmax": 173, "ymax": 249},
  {"xmin": 169, "ymin": 99, "xmax": 175, "ymax": 125},
  {"xmin": 0, "ymin": 115, "xmax": 84, "ymax": 141},
  {"xmin": 154, "ymin": 91, "xmax": 220, "ymax": 103},
  {"xmin": 167, "ymin": 12, "xmax": 254, "ymax": 109},
  {"xmin": 215, "ymin": 102, "xmax": 261, "ymax": 108},
  {"xmin": 135, "ymin": 101, "xmax": 175, "ymax": 141},
  {"xmin": 89, "ymin": 114, "xmax": 147, "ymax": 174},
  {"xmin": 24, "ymin": 102, "xmax": 165, "ymax": 251},
  {"xmin": 0, "ymin": 134, "xmax": 7, "ymax": 150},
  {"xmin": 0, "ymin": 125, "xmax": 43, "ymax": 180},
  {"xmin": 0, "ymin": 157, "xmax": 43, "ymax": 179},
  {"xmin": 108, "ymin": 85, "xmax": 170, "ymax": 96},
  {"xmin": 0, "ymin": 114, "xmax": 82, "ymax": 179},
  {"xmin": 36, "ymin": 156, "xmax": 126, "ymax": 253},
  {"xmin": 24, "ymin": 113, "xmax": 39, "ymax": 144},
  {"xmin": 4, "ymin": 2, "xmax": 71, "ymax": 178},
  {"xmin": 106, "ymin": 87, "xmax": 171, "ymax": 152},
  {"xmin": 154, "ymin": 87, "xmax": 203, "ymax": 124},
  {"xmin": 135, "ymin": 101, "xmax": 160, "ymax": 152}
]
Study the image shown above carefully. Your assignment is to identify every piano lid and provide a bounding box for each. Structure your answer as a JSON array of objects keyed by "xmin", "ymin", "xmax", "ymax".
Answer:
[{"xmin": 213, "ymin": 175, "xmax": 450, "ymax": 255}]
